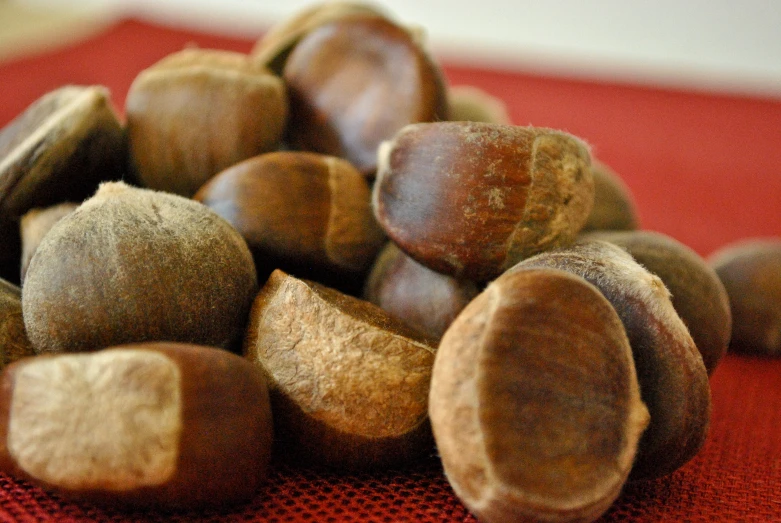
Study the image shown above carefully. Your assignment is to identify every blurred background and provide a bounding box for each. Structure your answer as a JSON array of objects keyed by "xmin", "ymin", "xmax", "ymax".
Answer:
[{"xmin": 3, "ymin": 0, "xmax": 781, "ymax": 98}]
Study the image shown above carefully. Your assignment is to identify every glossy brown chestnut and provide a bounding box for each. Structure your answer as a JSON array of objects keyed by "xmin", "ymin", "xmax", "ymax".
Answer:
[
  {"xmin": 252, "ymin": 1, "xmax": 390, "ymax": 73},
  {"xmin": 194, "ymin": 151, "xmax": 385, "ymax": 285},
  {"xmin": 373, "ymin": 121, "xmax": 594, "ymax": 281},
  {"xmin": 282, "ymin": 15, "xmax": 448, "ymax": 176},
  {"xmin": 0, "ymin": 85, "xmax": 126, "ymax": 283},
  {"xmin": 585, "ymin": 230, "xmax": 731, "ymax": 374},
  {"xmin": 363, "ymin": 242, "xmax": 479, "ymax": 340},
  {"xmin": 0, "ymin": 85, "xmax": 126, "ymax": 220}
]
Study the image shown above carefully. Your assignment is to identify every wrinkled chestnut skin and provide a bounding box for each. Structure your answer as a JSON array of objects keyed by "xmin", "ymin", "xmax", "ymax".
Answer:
[{"xmin": 244, "ymin": 270, "xmax": 436, "ymax": 471}]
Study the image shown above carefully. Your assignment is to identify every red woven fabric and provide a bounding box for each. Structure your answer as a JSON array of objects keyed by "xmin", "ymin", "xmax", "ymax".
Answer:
[{"xmin": 1, "ymin": 18, "xmax": 780, "ymax": 522}]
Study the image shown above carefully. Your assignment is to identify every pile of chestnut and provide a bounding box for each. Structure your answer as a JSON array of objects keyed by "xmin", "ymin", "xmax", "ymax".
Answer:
[{"xmin": 0, "ymin": 2, "xmax": 778, "ymax": 522}]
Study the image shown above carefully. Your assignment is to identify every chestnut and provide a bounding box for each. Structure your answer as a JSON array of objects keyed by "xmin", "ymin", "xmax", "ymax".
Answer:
[
  {"xmin": 252, "ymin": 1, "xmax": 391, "ymax": 73},
  {"xmin": 511, "ymin": 240, "xmax": 711, "ymax": 480},
  {"xmin": 363, "ymin": 242, "xmax": 479, "ymax": 340},
  {"xmin": 581, "ymin": 161, "xmax": 639, "ymax": 232},
  {"xmin": 430, "ymin": 268, "xmax": 649, "ymax": 523},
  {"xmin": 282, "ymin": 14, "xmax": 448, "ymax": 176},
  {"xmin": 22, "ymin": 182, "xmax": 257, "ymax": 354},
  {"xmin": 244, "ymin": 269, "xmax": 436, "ymax": 470},
  {"xmin": 0, "ymin": 85, "xmax": 126, "ymax": 283},
  {"xmin": 0, "ymin": 342, "xmax": 273, "ymax": 509},
  {"xmin": 373, "ymin": 121, "xmax": 594, "ymax": 281},
  {"xmin": 709, "ymin": 238, "xmax": 781, "ymax": 356},
  {"xmin": 125, "ymin": 48, "xmax": 287, "ymax": 197},
  {"xmin": 585, "ymin": 229, "xmax": 731, "ymax": 374},
  {"xmin": 194, "ymin": 151, "xmax": 385, "ymax": 289}
]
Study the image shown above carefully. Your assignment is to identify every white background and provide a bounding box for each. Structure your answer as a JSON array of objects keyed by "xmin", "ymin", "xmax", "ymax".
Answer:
[{"xmin": 11, "ymin": 0, "xmax": 781, "ymax": 98}]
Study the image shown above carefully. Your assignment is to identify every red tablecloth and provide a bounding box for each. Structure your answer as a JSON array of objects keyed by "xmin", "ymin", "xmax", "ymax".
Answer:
[{"xmin": 1, "ymin": 18, "xmax": 780, "ymax": 523}]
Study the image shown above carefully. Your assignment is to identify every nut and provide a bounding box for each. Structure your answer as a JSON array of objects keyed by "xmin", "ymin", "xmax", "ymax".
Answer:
[
  {"xmin": 252, "ymin": 1, "xmax": 390, "ymax": 73},
  {"xmin": 363, "ymin": 241, "xmax": 479, "ymax": 339},
  {"xmin": 0, "ymin": 85, "xmax": 126, "ymax": 220},
  {"xmin": 581, "ymin": 160, "xmax": 639, "ymax": 232},
  {"xmin": 0, "ymin": 342, "xmax": 273, "ymax": 509},
  {"xmin": 282, "ymin": 14, "xmax": 448, "ymax": 176},
  {"xmin": 373, "ymin": 121, "xmax": 594, "ymax": 281},
  {"xmin": 709, "ymin": 238, "xmax": 781, "ymax": 356},
  {"xmin": 430, "ymin": 268, "xmax": 649, "ymax": 523},
  {"xmin": 19, "ymin": 202, "xmax": 78, "ymax": 283},
  {"xmin": 125, "ymin": 48, "xmax": 287, "ymax": 197},
  {"xmin": 244, "ymin": 269, "xmax": 436, "ymax": 470},
  {"xmin": 512, "ymin": 240, "xmax": 711, "ymax": 479},
  {"xmin": 0, "ymin": 85, "xmax": 126, "ymax": 284},
  {"xmin": 585, "ymin": 230, "xmax": 731, "ymax": 374},
  {"xmin": 0, "ymin": 279, "xmax": 34, "ymax": 368},
  {"xmin": 194, "ymin": 151, "xmax": 385, "ymax": 288},
  {"xmin": 22, "ymin": 182, "xmax": 257, "ymax": 354},
  {"xmin": 447, "ymin": 85, "xmax": 512, "ymax": 124}
]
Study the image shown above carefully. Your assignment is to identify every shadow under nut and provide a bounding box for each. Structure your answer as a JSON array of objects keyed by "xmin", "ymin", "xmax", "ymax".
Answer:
[
  {"xmin": 373, "ymin": 122, "xmax": 594, "ymax": 282},
  {"xmin": 512, "ymin": 240, "xmax": 711, "ymax": 480}
]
